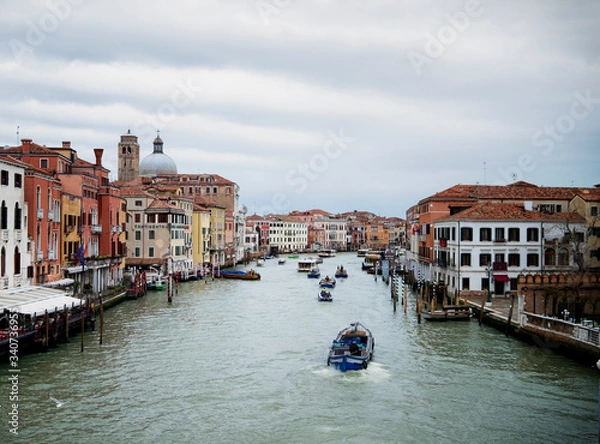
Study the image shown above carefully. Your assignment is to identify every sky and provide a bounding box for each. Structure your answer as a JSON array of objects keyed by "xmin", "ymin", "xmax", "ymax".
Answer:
[{"xmin": 1, "ymin": 0, "xmax": 599, "ymax": 218}]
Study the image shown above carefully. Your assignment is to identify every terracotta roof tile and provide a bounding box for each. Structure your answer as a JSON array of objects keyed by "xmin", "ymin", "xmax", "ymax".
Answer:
[{"xmin": 438, "ymin": 202, "xmax": 586, "ymax": 223}]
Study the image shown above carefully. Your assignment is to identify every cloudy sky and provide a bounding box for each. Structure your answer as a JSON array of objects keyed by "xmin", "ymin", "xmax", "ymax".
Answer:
[{"xmin": 1, "ymin": 0, "xmax": 599, "ymax": 217}]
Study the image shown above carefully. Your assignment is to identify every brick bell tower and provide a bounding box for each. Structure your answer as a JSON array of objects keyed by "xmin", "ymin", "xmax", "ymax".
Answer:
[{"xmin": 118, "ymin": 129, "xmax": 140, "ymax": 182}]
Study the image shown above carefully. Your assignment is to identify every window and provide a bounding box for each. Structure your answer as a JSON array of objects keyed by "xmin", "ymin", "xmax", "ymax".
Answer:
[
  {"xmin": 527, "ymin": 228, "xmax": 539, "ymax": 242},
  {"xmin": 462, "ymin": 277, "xmax": 470, "ymax": 290},
  {"xmin": 480, "ymin": 228, "xmax": 492, "ymax": 242},
  {"xmin": 134, "ymin": 247, "xmax": 140, "ymax": 257},
  {"xmin": 481, "ymin": 278, "xmax": 490, "ymax": 291},
  {"xmin": 0, "ymin": 201, "xmax": 6, "ymax": 230},
  {"xmin": 134, "ymin": 230, "xmax": 141, "ymax": 241},
  {"xmin": 14, "ymin": 203, "xmax": 21, "ymax": 230},
  {"xmin": 461, "ymin": 227, "xmax": 473, "ymax": 241},
  {"xmin": 558, "ymin": 248, "xmax": 569, "ymax": 266},
  {"xmin": 149, "ymin": 230, "xmax": 155, "ymax": 240},
  {"xmin": 479, "ymin": 253, "xmax": 492, "ymax": 266},
  {"xmin": 14, "ymin": 173, "xmax": 22, "ymax": 188},
  {"xmin": 0, "ymin": 170, "xmax": 8, "ymax": 185},
  {"xmin": 494, "ymin": 253, "xmax": 505, "ymax": 264},
  {"xmin": 460, "ymin": 253, "xmax": 471, "ymax": 266},
  {"xmin": 508, "ymin": 228, "xmax": 520, "ymax": 242},
  {"xmin": 591, "ymin": 206, "xmax": 598, "ymax": 217},
  {"xmin": 40, "ymin": 159, "xmax": 48, "ymax": 168},
  {"xmin": 527, "ymin": 253, "xmax": 539, "ymax": 267},
  {"xmin": 508, "ymin": 253, "xmax": 520, "ymax": 267},
  {"xmin": 134, "ymin": 214, "xmax": 141, "ymax": 223},
  {"xmin": 544, "ymin": 248, "xmax": 556, "ymax": 266},
  {"xmin": 135, "ymin": 200, "xmax": 142, "ymax": 207},
  {"xmin": 495, "ymin": 227, "xmax": 505, "ymax": 241},
  {"xmin": 148, "ymin": 247, "xmax": 154, "ymax": 258}
]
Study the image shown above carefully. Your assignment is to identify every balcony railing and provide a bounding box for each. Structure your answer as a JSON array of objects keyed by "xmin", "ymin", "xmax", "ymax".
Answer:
[
  {"xmin": 1, "ymin": 230, "xmax": 7, "ymax": 241},
  {"xmin": 493, "ymin": 261, "xmax": 508, "ymax": 271},
  {"xmin": 48, "ymin": 250, "xmax": 55, "ymax": 260},
  {"xmin": 48, "ymin": 210, "xmax": 54, "ymax": 221},
  {"xmin": 37, "ymin": 250, "xmax": 43, "ymax": 261},
  {"xmin": 15, "ymin": 230, "xmax": 22, "ymax": 241},
  {"xmin": 91, "ymin": 224, "xmax": 103, "ymax": 234},
  {"xmin": 37, "ymin": 208, "xmax": 44, "ymax": 220}
]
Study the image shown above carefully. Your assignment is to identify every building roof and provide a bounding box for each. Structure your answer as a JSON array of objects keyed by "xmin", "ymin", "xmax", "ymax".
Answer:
[
  {"xmin": 421, "ymin": 181, "xmax": 597, "ymax": 204},
  {"xmin": 437, "ymin": 202, "xmax": 586, "ymax": 223}
]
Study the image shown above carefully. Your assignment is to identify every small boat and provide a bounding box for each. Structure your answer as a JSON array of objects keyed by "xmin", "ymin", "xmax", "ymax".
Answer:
[
  {"xmin": 327, "ymin": 321, "xmax": 374, "ymax": 371},
  {"xmin": 307, "ymin": 269, "xmax": 321, "ymax": 279},
  {"xmin": 318, "ymin": 249, "xmax": 336, "ymax": 258},
  {"xmin": 288, "ymin": 253, "xmax": 299, "ymax": 259},
  {"xmin": 422, "ymin": 305, "xmax": 472, "ymax": 321},
  {"xmin": 318, "ymin": 290, "xmax": 332, "ymax": 302},
  {"xmin": 147, "ymin": 273, "xmax": 167, "ymax": 291},
  {"xmin": 357, "ymin": 248, "xmax": 369, "ymax": 257},
  {"xmin": 334, "ymin": 266, "xmax": 348, "ymax": 278},
  {"xmin": 256, "ymin": 259, "xmax": 265, "ymax": 267},
  {"xmin": 216, "ymin": 269, "xmax": 261, "ymax": 280},
  {"xmin": 319, "ymin": 276, "xmax": 336, "ymax": 288},
  {"xmin": 278, "ymin": 258, "xmax": 286, "ymax": 265}
]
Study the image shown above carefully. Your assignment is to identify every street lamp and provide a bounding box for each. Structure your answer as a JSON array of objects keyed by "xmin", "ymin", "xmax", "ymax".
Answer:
[{"xmin": 485, "ymin": 264, "xmax": 492, "ymax": 306}]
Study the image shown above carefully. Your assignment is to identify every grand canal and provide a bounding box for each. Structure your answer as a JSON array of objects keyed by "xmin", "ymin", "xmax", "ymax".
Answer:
[{"xmin": 1, "ymin": 253, "xmax": 598, "ymax": 443}]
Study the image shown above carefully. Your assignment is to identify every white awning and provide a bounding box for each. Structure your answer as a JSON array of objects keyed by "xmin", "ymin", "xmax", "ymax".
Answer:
[
  {"xmin": 43, "ymin": 278, "xmax": 75, "ymax": 288},
  {"xmin": 0, "ymin": 286, "xmax": 84, "ymax": 317}
]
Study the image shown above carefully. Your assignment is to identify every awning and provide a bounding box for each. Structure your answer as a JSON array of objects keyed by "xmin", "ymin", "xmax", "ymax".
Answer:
[
  {"xmin": 43, "ymin": 278, "xmax": 75, "ymax": 288},
  {"xmin": 0, "ymin": 286, "xmax": 84, "ymax": 317},
  {"xmin": 493, "ymin": 274, "xmax": 510, "ymax": 282}
]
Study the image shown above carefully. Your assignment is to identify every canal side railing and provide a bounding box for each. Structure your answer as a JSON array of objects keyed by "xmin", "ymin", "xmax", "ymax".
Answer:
[{"xmin": 521, "ymin": 312, "xmax": 600, "ymax": 349}]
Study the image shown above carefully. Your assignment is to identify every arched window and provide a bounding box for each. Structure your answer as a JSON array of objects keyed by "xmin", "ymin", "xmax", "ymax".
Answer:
[
  {"xmin": 544, "ymin": 248, "xmax": 556, "ymax": 266},
  {"xmin": 14, "ymin": 203, "xmax": 21, "ymax": 230},
  {"xmin": 0, "ymin": 200, "xmax": 6, "ymax": 230},
  {"xmin": 14, "ymin": 246, "xmax": 20, "ymax": 275}
]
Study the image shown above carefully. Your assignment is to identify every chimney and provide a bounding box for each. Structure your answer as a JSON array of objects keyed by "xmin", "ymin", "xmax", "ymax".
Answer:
[
  {"xmin": 62, "ymin": 141, "xmax": 71, "ymax": 148},
  {"xmin": 21, "ymin": 138, "xmax": 32, "ymax": 146},
  {"xmin": 94, "ymin": 148, "xmax": 103, "ymax": 167}
]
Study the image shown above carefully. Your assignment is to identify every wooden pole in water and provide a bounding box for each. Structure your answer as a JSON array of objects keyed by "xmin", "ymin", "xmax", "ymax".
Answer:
[
  {"xmin": 99, "ymin": 295, "xmax": 104, "ymax": 345},
  {"xmin": 417, "ymin": 300, "xmax": 422, "ymax": 323},
  {"xmin": 44, "ymin": 309, "xmax": 49, "ymax": 349},
  {"xmin": 478, "ymin": 297, "xmax": 486, "ymax": 326},
  {"xmin": 505, "ymin": 294, "xmax": 515, "ymax": 337},
  {"xmin": 80, "ymin": 310, "xmax": 84, "ymax": 352},
  {"xmin": 403, "ymin": 283, "xmax": 408, "ymax": 314},
  {"xmin": 64, "ymin": 305, "xmax": 69, "ymax": 341}
]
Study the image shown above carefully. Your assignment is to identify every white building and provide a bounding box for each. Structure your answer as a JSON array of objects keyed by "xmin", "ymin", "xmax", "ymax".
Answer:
[
  {"xmin": 312, "ymin": 216, "xmax": 347, "ymax": 251},
  {"xmin": 432, "ymin": 202, "xmax": 587, "ymax": 296},
  {"xmin": 0, "ymin": 157, "xmax": 32, "ymax": 289}
]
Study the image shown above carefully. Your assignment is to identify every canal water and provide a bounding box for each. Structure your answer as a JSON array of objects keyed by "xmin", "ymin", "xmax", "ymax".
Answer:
[{"xmin": 1, "ymin": 253, "xmax": 598, "ymax": 443}]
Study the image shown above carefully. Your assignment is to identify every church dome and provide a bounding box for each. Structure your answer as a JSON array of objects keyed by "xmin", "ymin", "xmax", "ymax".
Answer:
[{"xmin": 139, "ymin": 135, "xmax": 178, "ymax": 176}]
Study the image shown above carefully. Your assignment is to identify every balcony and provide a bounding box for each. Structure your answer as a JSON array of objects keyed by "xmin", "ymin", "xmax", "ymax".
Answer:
[
  {"xmin": 91, "ymin": 224, "xmax": 103, "ymax": 234},
  {"xmin": 493, "ymin": 261, "xmax": 507, "ymax": 271},
  {"xmin": 1, "ymin": 277, "xmax": 8, "ymax": 289},
  {"xmin": 15, "ymin": 230, "xmax": 22, "ymax": 241},
  {"xmin": 48, "ymin": 210, "xmax": 54, "ymax": 221},
  {"xmin": 48, "ymin": 250, "xmax": 56, "ymax": 260},
  {"xmin": 37, "ymin": 250, "xmax": 43, "ymax": 261},
  {"xmin": 37, "ymin": 208, "xmax": 44, "ymax": 220},
  {"xmin": 1, "ymin": 230, "xmax": 7, "ymax": 241}
]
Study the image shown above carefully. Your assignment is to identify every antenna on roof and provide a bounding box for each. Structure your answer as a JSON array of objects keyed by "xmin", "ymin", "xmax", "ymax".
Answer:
[
  {"xmin": 483, "ymin": 161, "xmax": 486, "ymax": 186},
  {"xmin": 16, "ymin": 126, "xmax": 19, "ymax": 145}
]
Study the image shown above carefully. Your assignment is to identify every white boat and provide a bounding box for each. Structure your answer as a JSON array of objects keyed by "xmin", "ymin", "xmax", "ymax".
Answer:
[
  {"xmin": 278, "ymin": 258, "xmax": 286, "ymax": 265},
  {"xmin": 298, "ymin": 257, "xmax": 319, "ymax": 272},
  {"xmin": 257, "ymin": 259, "xmax": 265, "ymax": 267},
  {"xmin": 318, "ymin": 249, "xmax": 336, "ymax": 258}
]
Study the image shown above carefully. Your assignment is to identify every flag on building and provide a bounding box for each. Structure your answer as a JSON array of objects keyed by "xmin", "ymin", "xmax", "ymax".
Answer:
[{"xmin": 76, "ymin": 244, "xmax": 85, "ymax": 272}]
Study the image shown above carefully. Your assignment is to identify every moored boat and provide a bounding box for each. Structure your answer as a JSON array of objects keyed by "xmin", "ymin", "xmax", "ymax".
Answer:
[
  {"xmin": 147, "ymin": 273, "xmax": 167, "ymax": 291},
  {"xmin": 319, "ymin": 276, "xmax": 336, "ymax": 288},
  {"xmin": 327, "ymin": 321, "xmax": 374, "ymax": 371},
  {"xmin": 216, "ymin": 269, "xmax": 261, "ymax": 280},
  {"xmin": 318, "ymin": 290, "xmax": 332, "ymax": 302},
  {"xmin": 422, "ymin": 305, "xmax": 472, "ymax": 321}
]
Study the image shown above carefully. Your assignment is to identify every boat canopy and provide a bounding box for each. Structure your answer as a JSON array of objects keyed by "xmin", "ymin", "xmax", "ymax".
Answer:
[{"xmin": 0, "ymin": 286, "xmax": 83, "ymax": 317}]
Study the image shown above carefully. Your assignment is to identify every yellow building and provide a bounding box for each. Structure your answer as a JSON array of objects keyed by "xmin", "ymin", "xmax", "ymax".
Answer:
[
  {"xmin": 60, "ymin": 193, "xmax": 81, "ymax": 267},
  {"xmin": 192, "ymin": 204, "xmax": 211, "ymax": 268}
]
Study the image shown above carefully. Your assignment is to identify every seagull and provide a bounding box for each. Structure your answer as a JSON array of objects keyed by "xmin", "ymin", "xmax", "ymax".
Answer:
[{"xmin": 48, "ymin": 395, "xmax": 64, "ymax": 408}]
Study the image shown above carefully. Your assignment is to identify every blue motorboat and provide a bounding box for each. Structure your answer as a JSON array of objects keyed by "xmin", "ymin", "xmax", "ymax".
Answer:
[
  {"xmin": 318, "ymin": 290, "xmax": 332, "ymax": 302},
  {"xmin": 307, "ymin": 269, "xmax": 321, "ymax": 278},
  {"xmin": 319, "ymin": 276, "xmax": 336, "ymax": 288},
  {"xmin": 327, "ymin": 321, "xmax": 374, "ymax": 371},
  {"xmin": 334, "ymin": 266, "xmax": 348, "ymax": 278}
]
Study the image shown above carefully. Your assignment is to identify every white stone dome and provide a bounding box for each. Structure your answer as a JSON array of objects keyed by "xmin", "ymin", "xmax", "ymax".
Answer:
[{"xmin": 139, "ymin": 135, "xmax": 178, "ymax": 176}]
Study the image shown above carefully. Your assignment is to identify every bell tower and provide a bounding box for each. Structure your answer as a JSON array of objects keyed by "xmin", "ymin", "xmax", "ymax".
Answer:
[{"xmin": 118, "ymin": 129, "xmax": 140, "ymax": 182}]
